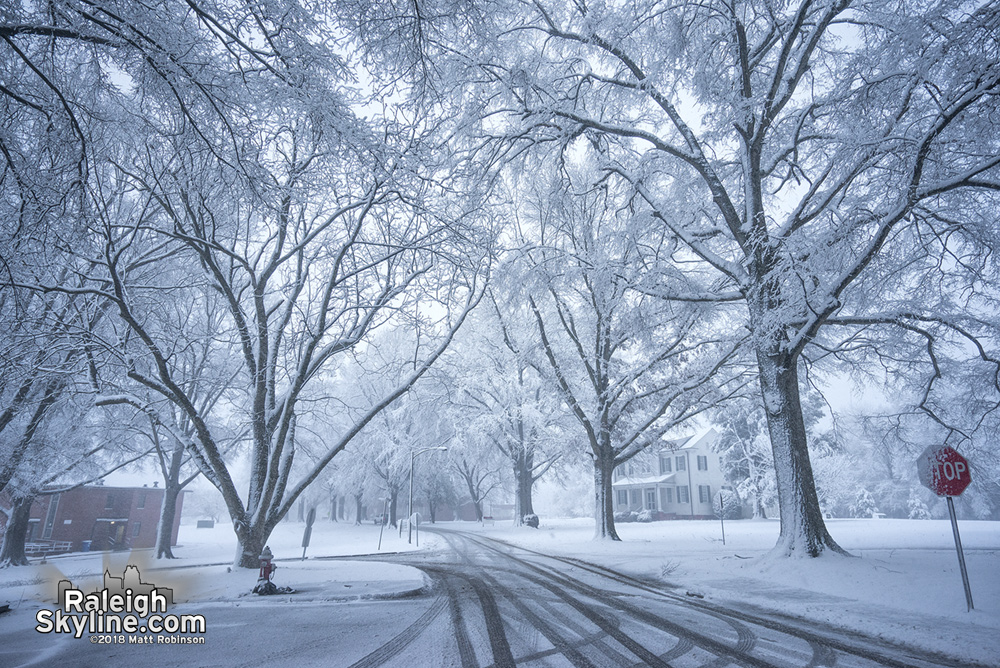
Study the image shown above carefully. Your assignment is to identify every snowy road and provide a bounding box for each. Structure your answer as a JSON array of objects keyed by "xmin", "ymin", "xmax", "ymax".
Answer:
[
  {"xmin": 0, "ymin": 528, "xmax": 986, "ymax": 667},
  {"xmin": 368, "ymin": 528, "xmax": 976, "ymax": 668}
]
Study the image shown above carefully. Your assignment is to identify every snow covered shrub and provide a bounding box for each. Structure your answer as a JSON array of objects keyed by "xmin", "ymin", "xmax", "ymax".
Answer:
[
  {"xmin": 849, "ymin": 488, "xmax": 879, "ymax": 518},
  {"xmin": 712, "ymin": 488, "xmax": 742, "ymax": 519},
  {"xmin": 523, "ymin": 514, "xmax": 539, "ymax": 528},
  {"xmin": 613, "ymin": 511, "xmax": 633, "ymax": 522},
  {"xmin": 636, "ymin": 510, "xmax": 654, "ymax": 522},
  {"xmin": 907, "ymin": 493, "xmax": 931, "ymax": 520}
]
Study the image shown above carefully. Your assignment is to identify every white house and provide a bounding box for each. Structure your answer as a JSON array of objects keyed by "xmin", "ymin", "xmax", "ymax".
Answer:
[{"xmin": 611, "ymin": 428, "xmax": 730, "ymax": 519}]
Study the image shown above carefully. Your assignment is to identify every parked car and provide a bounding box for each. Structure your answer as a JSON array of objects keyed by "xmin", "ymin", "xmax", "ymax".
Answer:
[{"xmin": 373, "ymin": 513, "xmax": 390, "ymax": 525}]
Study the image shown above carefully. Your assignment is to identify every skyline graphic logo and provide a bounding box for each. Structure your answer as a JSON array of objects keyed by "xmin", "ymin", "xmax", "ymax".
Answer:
[{"xmin": 36, "ymin": 565, "xmax": 205, "ymax": 644}]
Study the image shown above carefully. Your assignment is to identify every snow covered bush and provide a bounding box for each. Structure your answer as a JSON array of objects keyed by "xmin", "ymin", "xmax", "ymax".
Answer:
[
  {"xmin": 636, "ymin": 510, "xmax": 654, "ymax": 522},
  {"xmin": 712, "ymin": 489, "xmax": 742, "ymax": 520},
  {"xmin": 907, "ymin": 493, "xmax": 932, "ymax": 520},
  {"xmin": 850, "ymin": 488, "xmax": 879, "ymax": 518},
  {"xmin": 523, "ymin": 514, "xmax": 539, "ymax": 528}
]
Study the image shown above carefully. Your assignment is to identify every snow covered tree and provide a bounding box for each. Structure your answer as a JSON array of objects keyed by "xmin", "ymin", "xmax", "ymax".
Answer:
[
  {"xmin": 449, "ymin": 435, "xmax": 504, "ymax": 523},
  {"xmin": 849, "ymin": 488, "xmax": 878, "ymax": 519},
  {"xmin": 0, "ymin": 402, "xmax": 149, "ymax": 567},
  {"xmin": 418, "ymin": 461, "xmax": 458, "ymax": 523},
  {"xmin": 445, "ymin": 299, "xmax": 568, "ymax": 524},
  {"xmin": 515, "ymin": 174, "xmax": 747, "ymax": 539},
  {"xmin": 13, "ymin": 1, "xmax": 490, "ymax": 567},
  {"xmin": 713, "ymin": 488, "xmax": 742, "ymax": 521},
  {"xmin": 461, "ymin": 0, "xmax": 1000, "ymax": 555}
]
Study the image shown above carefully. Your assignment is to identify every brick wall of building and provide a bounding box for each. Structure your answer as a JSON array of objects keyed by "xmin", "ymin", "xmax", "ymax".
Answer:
[{"xmin": 11, "ymin": 484, "xmax": 185, "ymax": 552}]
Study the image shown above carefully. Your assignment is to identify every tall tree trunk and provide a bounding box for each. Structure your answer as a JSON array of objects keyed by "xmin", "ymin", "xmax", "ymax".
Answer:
[
  {"xmin": 0, "ymin": 495, "xmax": 33, "ymax": 567},
  {"xmin": 593, "ymin": 451, "xmax": 620, "ymax": 540},
  {"xmin": 752, "ymin": 489, "xmax": 768, "ymax": 520},
  {"xmin": 746, "ymin": 451, "xmax": 768, "ymax": 519},
  {"xmin": 155, "ymin": 484, "xmax": 182, "ymax": 559},
  {"xmin": 513, "ymin": 453, "xmax": 535, "ymax": 523},
  {"xmin": 389, "ymin": 491, "xmax": 399, "ymax": 528},
  {"xmin": 330, "ymin": 492, "xmax": 337, "ymax": 522},
  {"xmin": 461, "ymin": 474, "xmax": 484, "ymax": 521},
  {"xmin": 234, "ymin": 523, "xmax": 269, "ymax": 568},
  {"xmin": 156, "ymin": 437, "xmax": 186, "ymax": 559},
  {"xmin": 354, "ymin": 493, "xmax": 364, "ymax": 526},
  {"xmin": 0, "ymin": 381, "xmax": 59, "ymax": 497},
  {"xmin": 756, "ymin": 350, "xmax": 845, "ymax": 556}
]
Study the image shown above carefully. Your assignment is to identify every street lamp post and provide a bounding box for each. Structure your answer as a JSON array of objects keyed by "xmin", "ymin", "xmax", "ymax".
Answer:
[{"xmin": 408, "ymin": 446, "xmax": 448, "ymax": 544}]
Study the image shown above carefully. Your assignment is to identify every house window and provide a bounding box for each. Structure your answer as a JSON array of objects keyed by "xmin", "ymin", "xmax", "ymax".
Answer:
[
  {"xmin": 617, "ymin": 490, "xmax": 628, "ymax": 506},
  {"xmin": 677, "ymin": 486, "xmax": 689, "ymax": 504},
  {"xmin": 699, "ymin": 485, "xmax": 712, "ymax": 503},
  {"xmin": 659, "ymin": 456, "xmax": 671, "ymax": 474},
  {"xmin": 138, "ymin": 493, "xmax": 146, "ymax": 509},
  {"xmin": 630, "ymin": 489, "xmax": 640, "ymax": 506},
  {"xmin": 645, "ymin": 489, "xmax": 657, "ymax": 510},
  {"xmin": 133, "ymin": 522, "xmax": 142, "ymax": 537},
  {"xmin": 105, "ymin": 493, "xmax": 114, "ymax": 510},
  {"xmin": 661, "ymin": 487, "xmax": 673, "ymax": 506},
  {"xmin": 675, "ymin": 456, "xmax": 686, "ymax": 471},
  {"xmin": 697, "ymin": 455, "xmax": 708, "ymax": 471},
  {"xmin": 42, "ymin": 494, "xmax": 60, "ymax": 539}
]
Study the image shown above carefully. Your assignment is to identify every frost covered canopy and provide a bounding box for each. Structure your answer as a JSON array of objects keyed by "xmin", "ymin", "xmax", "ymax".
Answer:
[{"xmin": 2, "ymin": 0, "xmax": 999, "ymax": 562}]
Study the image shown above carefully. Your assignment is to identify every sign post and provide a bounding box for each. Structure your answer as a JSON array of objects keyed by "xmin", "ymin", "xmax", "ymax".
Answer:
[
  {"xmin": 714, "ymin": 491, "xmax": 727, "ymax": 546},
  {"xmin": 301, "ymin": 507, "xmax": 316, "ymax": 561},
  {"xmin": 916, "ymin": 445, "xmax": 974, "ymax": 611},
  {"xmin": 377, "ymin": 498, "xmax": 389, "ymax": 551}
]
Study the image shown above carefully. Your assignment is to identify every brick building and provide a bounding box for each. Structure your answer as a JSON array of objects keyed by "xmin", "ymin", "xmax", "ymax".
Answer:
[{"xmin": 0, "ymin": 483, "xmax": 184, "ymax": 554}]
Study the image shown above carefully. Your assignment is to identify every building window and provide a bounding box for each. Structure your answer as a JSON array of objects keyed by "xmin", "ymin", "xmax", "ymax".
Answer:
[
  {"xmin": 699, "ymin": 485, "xmax": 711, "ymax": 503},
  {"xmin": 42, "ymin": 494, "xmax": 60, "ymax": 539},
  {"xmin": 697, "ymin": 455, "xmax": 708, "ymax": 471},
  {"xmin": 645, "ymin": 489, "xmax": 657, "ymax": 510},
  {"xmin": 133, "ymin": 522, "xmax": 142, "ymax": 537},
  {"xmin": 661, "ymin": 487, "xmax": 673, "ymax": 506},
  {"xmin": 677, "ymin": 486, "xmax": 689, "ymax": 504},
  {"xmin": 617, "ymin": 490, "xmax": 628, "ymax": 506},
  {"xmin": 105, "ymin": 493, "xmax": 114, "ymax": 510},
  {"xmin": 659, "ymin": 456, "xmax": 671, "ymax": 474},
  {"xmin": 138, "ymin": 493, "xmax": 146, "ymax": 509},
  {"xmin": 630, "ymin": 489, "xmax": 640, "ymax": 506},
  {"xmin": 676, "ymin": 455, "xmax": 686, "ymax": 471}
]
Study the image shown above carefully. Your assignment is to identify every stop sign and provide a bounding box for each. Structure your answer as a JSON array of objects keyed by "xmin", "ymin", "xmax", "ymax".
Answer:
[{"xmin": 916, "ymin": 445, "xmax": 972, "ymax": 497}]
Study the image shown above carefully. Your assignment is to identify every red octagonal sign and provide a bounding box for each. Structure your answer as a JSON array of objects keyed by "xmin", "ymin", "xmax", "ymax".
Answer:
[{"xmin": 916, "ymin": 445, "xmax": 972, "ymax": 497}]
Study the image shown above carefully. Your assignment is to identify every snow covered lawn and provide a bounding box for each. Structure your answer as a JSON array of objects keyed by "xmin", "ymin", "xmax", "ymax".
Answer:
[
  {"xmin": 473, "ymin": 517, "xmax": 1000, "ymax": 666},
  {"xmin": 0, "ymin": 520, "xmax": 435, "ymax": 607},
  {"xmin": 2, "ymin": 516, "xmax": 997, "ymax": 665}
]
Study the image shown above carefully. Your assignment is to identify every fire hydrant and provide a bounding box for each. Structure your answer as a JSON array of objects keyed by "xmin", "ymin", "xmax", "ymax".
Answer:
[
  {"xmin": 252, "ymin": 545, "xmax": 293, "ymax": 595},
  {"xmin": 258, "ymin": 546, "xmax": 276, "ymax": 582}
]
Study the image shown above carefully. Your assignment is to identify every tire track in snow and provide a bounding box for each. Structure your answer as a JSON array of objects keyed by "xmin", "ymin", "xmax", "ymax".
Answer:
[{"xmin": 345, "ymin": 594, "xmax": 447, "ymax": 668}]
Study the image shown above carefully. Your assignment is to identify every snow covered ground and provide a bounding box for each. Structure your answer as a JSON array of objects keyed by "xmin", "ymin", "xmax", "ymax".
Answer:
[
  {"xmin": 0, "ymin": 519, "xmax": 436, "ymax": 607},
  {"xmin": 473, "ymin": 517, "xmax": 1000, "ymax": 666},
  {"xmin": 1, "ymin": 516, "xmax": 997, "ymax": 665}
]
